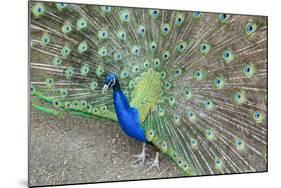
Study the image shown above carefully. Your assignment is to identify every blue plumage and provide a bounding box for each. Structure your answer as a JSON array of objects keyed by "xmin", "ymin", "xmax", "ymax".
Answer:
[{"xmin": 104, "ymin": 74, "xmax": 147, "ymax": 143}]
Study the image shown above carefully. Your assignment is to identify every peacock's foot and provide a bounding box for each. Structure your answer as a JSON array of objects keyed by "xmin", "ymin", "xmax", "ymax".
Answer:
[
  {"xmin": 146, "ymin": 152, "xmax": 160, "ymax": 172},
  {"xmin": 132, "ymin": 143, "xmax": 147, "ymax": 166}
]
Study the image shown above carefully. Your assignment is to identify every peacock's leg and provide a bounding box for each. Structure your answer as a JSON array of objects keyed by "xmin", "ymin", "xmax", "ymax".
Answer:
[
  {"xmin": 146, "ymin": 152, "xmax": 160, "ymax": 172},
  {"xmin": 132, "ymin": 143, "xmax": 147, "ymax": 165}
]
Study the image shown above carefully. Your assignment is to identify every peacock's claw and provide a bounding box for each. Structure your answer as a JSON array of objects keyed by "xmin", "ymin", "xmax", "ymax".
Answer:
[
  {"xmin": 146, "ymin": 152, "xmax": 160, "ymax": 172},
  {"xmin": 132, "ymin": 143, "xmax": 147, "ymax": 166}
]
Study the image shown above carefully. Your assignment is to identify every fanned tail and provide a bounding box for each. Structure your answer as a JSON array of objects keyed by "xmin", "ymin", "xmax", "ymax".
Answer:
[{"xmin": 30, "ymin": 2, "xmax": 267, "ymax": 176}]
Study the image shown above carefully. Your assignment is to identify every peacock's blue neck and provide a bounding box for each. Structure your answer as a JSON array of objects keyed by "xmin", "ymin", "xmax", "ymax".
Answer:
[
  {"xmin": 112, "ymin": 79, "xmax": 121, "ymax": 92},
  {"xmin": 112, "ymin": 79, "xmax": 147, "ymax": 143}
]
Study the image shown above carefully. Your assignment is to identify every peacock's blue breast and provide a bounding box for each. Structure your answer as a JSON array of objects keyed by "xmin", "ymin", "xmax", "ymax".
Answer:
[{"xmin": 113, "ymin": 91, "xmax": 147, "ymax": 143}]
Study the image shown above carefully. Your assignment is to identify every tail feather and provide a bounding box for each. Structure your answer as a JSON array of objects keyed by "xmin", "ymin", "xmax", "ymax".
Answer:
[{"xmin": 30, "ymin": 2, "xmax": 267, "ymax": 176}]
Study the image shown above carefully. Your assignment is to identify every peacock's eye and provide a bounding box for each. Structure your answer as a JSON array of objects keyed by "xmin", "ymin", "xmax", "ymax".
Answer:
[
  {"xmin": 205, "ymin": 129, "xmax": 215, "ymax": 140},
  {"xmin": 150, "ymin": 41, "xmax": 157, "ymax": 52},
  {"xmin": 132, "ymin": 65, "xmax": 140, "ymax": 74},
  {"xmin": 165, "ymin": 82, "xmax": 171, "ymax": 90},
  {"xmin": 253, "ymin": 111, "xmax": 264, "ymax": 124},
  {"xmin": 245, "ymin": 22, "xmax": 257, "ymax": 35},
  {"xmin": 98, "ymin": 30, "xmax": 108, "ymax": 40},
  {"xmin": 132, "ymin": 46, "xmax": 140, "ymax": 56},
  {"xmin": 203, "ymin": 98, "xmax": 214, "ymax": 111},
  {"xmin": 199, "ymin": 42, "xmax": 211, "ymax": 54},
  {"xmin": 183, "ymin": 88, "xmax": 193, "ymax": 100},
  {"xmin": 53, "ymin": 57, "xmax": 62, "ymax": 65},
  {"xmin": 235, "ymin": 138, "xmax": 245, "ymax": 151},
  {"xmin": 191, "ymin": 139, "xmax": 196, "ymax": 145},
  {"xmin": 150, "ymin": 10, "xmax": 159, "ymax": 19},
  {"xmin": 213, "ymin": 76, "xmax": 225, "ymax": 89},
  {"xmin": 193, "ymin": 70, "xmax": 205, "ymax": 80},
  {"xmin": 160, "ymin": 71, "xmax": 166, "ymax": 79},
  {"xmin": 56, "ymin": 3, "xmax": 67, "ymax": 10},
  {"xmin": 120, "ymin": 69, "xmax": 129, "ymax": 79},
  {"xmin": 62, "ymin": 22, "xmax": 72, "ymax": 34},
  {"xmin": 153, "ymin": 59, "xmax": 160, "ymax": 67},
  {"xmin": 45, "ymin": 78, "xmax": 54, "ymax": 87},
  {"xmin": 219, "ymin": 13, "xmax": 230, "ymax": 23},
  {"xmin": 61, "ymin": 46, "xmax": 71, "ymax": 57},
  {"xmin": 174, "ymin": 68, "xmax": 182, "ymax": 77},
  {"xmin": 174, "ymin": 114, "xmax": 180, "ymax": 125},
  {"xmin": 234, "ymin": 91, "xmax": 246, "ymax": 104},
  {"xmin": 193, "ymin": 11, "xmax": 201, "ymax": 18},
  {"xmin": 222, "ymin": 49, "xmax": 235, "ymax": 63},
  {"xmin": 30, "ymin": 85, "xmax": 36, "ymax": 95},
  {"xmin": 168, "ymin": 96, "xmax": 176, "ymax": 106},
  {"xmin": 77, "ymin": 18, "xmax": 87, "ymax": 30},
  {"xmin": 114, "ymin": 52, "xmax": 122, "ymax": 61},
  {"xmin": 162, "ymin": 51, "xmax": 170, "ymax": 61},
  {"xmin": 243, "ymin": 64, "xmax": 256, "ymax": 78},
  {"xmin": 176, "ymin": 41, "xmax": 188, "ymax": 53},
  {"xmin": 101, "ymin": 6, "xmax": 111, "ymax": 13},
  {"xmin": 143, "ymin": 60, "xmax": 150, "ymax": 69},
  {"xmin": 187, "ymin": 110, "xmax": 197, "ymax": 123},
  {"xmin": 90, "ymin": 81, "xmax": 98, "ymax": 90},
  {"xmin": 32, "ymin": 3, "xmax": 45, "ymax": 17},
  {"xmin": 138, "ymin": 25, "xmax": 146, "ymax": 36},
  {"xmin": 120, "ymin": 10, "xmax": 130, "ymax": 22},
  {"xmin": 146, "ymin": 129, "xmax": 155, "ymax": 141},
  {"xmin": 80, "ymin": 65, "xmax": 90, "ymax": 76},
  {"xmin": 162, "ymin": 24, "xmax": 170, "ymax": 35},
  {"xmin": 40, "ymin": 33, "xmax": 50, "ymax": 45},
  {"xmin": 95, "ymin": 66, "xmax": 104, "ymax": 77},
  {"xmin": 78, "ymin": 41, "xmax": 88, "ymax": 53}
]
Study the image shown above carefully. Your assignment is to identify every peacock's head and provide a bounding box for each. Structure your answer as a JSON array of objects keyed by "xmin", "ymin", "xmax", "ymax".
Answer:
[{"xmin": 103, "ymin": 73, "xmax": 118, "ymax": 93}]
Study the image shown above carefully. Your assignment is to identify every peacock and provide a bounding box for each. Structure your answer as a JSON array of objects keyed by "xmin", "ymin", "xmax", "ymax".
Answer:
[{"xmin": 30, "ymin": 1, "xmax": 268, "ymax": 176}]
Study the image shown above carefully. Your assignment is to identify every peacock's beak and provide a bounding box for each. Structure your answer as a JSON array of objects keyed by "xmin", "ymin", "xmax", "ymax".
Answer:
[{"xmin": 102, "ymin": 84, "xmax": 108, "ymax": 94}]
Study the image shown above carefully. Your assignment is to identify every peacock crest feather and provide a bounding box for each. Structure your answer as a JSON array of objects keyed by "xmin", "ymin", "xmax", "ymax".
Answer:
[{"xmin": 30, "ymin": 1, "xmax": 268, "ymax": 176}]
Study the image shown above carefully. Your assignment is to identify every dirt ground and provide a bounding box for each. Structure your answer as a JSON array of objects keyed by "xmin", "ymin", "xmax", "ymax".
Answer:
[{"xmin": 29, "ymin": 109, "xmax": 182, "ymax": 187}]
